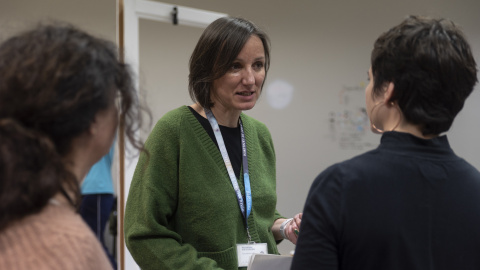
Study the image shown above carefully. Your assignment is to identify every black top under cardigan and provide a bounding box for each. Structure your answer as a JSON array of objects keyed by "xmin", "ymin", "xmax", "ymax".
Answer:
[{"xmin": 189, "ymin": 106, "xmax": 242, "ymax": 178}]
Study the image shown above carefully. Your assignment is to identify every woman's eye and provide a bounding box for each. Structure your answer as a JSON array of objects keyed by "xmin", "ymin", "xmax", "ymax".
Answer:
[
  {"xmin": 253, "ymin": 62, "xmax": 264, "ymax": 70},
  {"xmin": 231, "ymin": 63, "xmax": 242, "ymax": 70}
]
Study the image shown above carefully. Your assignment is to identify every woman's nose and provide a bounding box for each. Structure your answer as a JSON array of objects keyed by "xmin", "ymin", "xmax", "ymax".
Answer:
[{"xmin": 242, "ymin": 68, "xmax": 255, "ymax": 85}]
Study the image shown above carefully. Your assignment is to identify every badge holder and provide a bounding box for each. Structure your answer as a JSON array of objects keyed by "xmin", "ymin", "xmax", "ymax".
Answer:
[{"xmin": 236, "ymin": 230, "xmax": 268, "ymax": 267}]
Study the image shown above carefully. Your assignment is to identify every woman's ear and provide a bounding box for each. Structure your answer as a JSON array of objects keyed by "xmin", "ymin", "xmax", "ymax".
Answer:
[
  {"xmin": 383, "ymin": 82, "xmax": 395, "ymax": 103},
  {"xmin": 88, "ymin": 117, "xmax": 99, "ymax": 136}
]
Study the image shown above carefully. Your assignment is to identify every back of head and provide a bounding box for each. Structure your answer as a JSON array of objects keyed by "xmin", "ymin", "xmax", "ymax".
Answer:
[
  {"xmin": 188, "ymin": 16, "xmax": 270, "ymax": 108},
  {"xmin": 0, "ymin": 23, "xmax": 140, "ymax": 230},
  {"xmin": 371, "ymin": 15, "xmax": 478, "ymax": 136}
]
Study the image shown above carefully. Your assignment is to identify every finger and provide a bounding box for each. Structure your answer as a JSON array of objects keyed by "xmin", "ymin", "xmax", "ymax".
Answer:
[
  {"xmin": 288, "ymin": 225, "xmax": 297, "ymax": 238},
  {"xmin": 293, "ymin": 216, "xmax": 301, "ymax": 228},
  {"xmin": 295, "ymin": 213, "xmax": 302, "ymax": 227},
  {"xmin": 285, "ymin": 227, "xmax": 298, "ymax": 244}
]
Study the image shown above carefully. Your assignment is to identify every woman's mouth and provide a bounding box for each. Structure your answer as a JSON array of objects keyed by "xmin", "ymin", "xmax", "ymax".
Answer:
[{"xmin": 237, "ymin": 91, "xmax": 254, "ymax": 96}]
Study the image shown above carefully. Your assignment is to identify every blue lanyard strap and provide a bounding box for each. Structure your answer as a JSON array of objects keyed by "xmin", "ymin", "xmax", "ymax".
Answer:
[
  {"xmin": 204, "ymin": 108, "xmax": 252, "ymax": 237},
  {"xmin": 239, "ymin": 119, "xmax": 252, "ymax": 221}
]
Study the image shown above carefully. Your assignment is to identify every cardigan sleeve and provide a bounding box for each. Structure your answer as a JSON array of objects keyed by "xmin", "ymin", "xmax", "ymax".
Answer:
[
  {"xmin": 260, "ymin": 122, "xmax": 285, "ymax": 222},
  {"xmin": 124, "ymin": 113, "xmax": 223, "ymax": 270}
]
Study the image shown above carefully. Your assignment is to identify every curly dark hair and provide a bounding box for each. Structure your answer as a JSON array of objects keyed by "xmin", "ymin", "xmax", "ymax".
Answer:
[
  {"xmin": 371, "ymin": 15, "xmax": 478, "ymax": 136},
  {"xmin": 0, "ymin": 23, "xmax": 145, "ymax": 231},
  {"xmin": 188, "ymin": 17, "xmax": 270, "ymax": 109}
]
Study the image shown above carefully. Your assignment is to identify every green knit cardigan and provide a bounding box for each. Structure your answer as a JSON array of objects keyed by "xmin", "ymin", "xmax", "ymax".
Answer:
[{"xmin": 125, "ymin": 106, "xmax": 283, "ymax": 270}]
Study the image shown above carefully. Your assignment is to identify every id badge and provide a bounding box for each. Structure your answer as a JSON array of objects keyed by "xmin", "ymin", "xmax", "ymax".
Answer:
[{"xmin": 236, "ymin": 243, "xmax": 268, "ymax": 267}]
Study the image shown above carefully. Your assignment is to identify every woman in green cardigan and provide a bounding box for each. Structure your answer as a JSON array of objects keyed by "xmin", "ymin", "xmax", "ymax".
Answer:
[{"xmin": 125, "ymin": 17, "xmax": 302, "ymax": 269}]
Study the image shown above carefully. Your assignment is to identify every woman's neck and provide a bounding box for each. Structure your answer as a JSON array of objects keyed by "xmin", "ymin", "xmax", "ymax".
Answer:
[
  {"xmin": 378, "ymin": 102, "xmax": 437, "ymax": 140},
  {"xmin": 64, "ymin": 134, "xmax": 98, "ymax": 182},
  {"xmin": 190, "ymin": 103, "xmax": 241, "ymax": 127},
  {"xmin": 393, "ymin": 122, "xmax": 438, "ymax": 140}
]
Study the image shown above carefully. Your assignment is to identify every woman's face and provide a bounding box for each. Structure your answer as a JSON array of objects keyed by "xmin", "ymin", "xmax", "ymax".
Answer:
[
  {"xmin": 91, "ymin": 102, "xmax": 118, "ymax": 161},
  {"xmin": 366, "ymin": 67, "xmax": 383, "ymax": 133},
  {"xmin": 365, "ymin": 67, "xmax": 375, "ymax": 118},
  {"xmin": 211, "ymin": 35, "xmax": 266, "ymax": 114}
]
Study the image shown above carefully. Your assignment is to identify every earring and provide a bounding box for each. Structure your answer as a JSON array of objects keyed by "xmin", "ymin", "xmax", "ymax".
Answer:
[
  {"xmin": 369, "ymin": 101, "xmax": 402, "ymax": 133},
  {"xmin": 369, "ymin": 102, "xmax": 384, "ymax": 133}
]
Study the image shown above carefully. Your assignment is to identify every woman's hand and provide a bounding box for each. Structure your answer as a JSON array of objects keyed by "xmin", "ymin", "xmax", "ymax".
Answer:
[{"xmin": 284, "ymin": 213, "xmax": 302, "ymax": 244}]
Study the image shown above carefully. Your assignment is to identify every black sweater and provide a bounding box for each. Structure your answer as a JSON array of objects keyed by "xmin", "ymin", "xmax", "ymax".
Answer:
[{"xmin": 292, "ymin": 131, "xmax": 480, "ymax": 270}]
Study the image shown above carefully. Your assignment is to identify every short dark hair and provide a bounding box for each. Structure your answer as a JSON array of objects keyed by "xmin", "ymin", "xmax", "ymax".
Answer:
[
  {"xmin": 371, "ymin": 15, "xmax": 478, "ymax": 135},
  {"xmin": 188, "ymin": 17, "xmax": 270, "ymax": 109},
  {"xmin": 0, "ymin": 23, "xmax": 145, "ymax": 230}
]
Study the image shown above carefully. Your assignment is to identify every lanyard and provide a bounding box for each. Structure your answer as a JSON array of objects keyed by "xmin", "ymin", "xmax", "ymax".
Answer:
[{"xmin": 204, "ymin": 108, "xmax": 253, "ymax": 241}]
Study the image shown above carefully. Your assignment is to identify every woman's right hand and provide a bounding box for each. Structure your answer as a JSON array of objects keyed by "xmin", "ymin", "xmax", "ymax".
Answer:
[{"xmin": 284, "ymin": 213, "xmax": 303, "ymax": 244}]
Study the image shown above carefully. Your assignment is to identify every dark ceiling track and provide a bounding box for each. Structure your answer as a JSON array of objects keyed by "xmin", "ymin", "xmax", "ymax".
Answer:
[{"xmin": 172, "ymin": 6, "xmax": 178, "ymax": 25}]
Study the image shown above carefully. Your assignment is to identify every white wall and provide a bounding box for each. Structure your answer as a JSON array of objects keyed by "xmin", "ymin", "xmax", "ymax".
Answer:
[{"xmin": 0, "ymin": 0, "xmax": 115, "ymax": 41}]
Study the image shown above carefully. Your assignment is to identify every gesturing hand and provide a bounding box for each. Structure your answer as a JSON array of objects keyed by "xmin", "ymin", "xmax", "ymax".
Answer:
[{"xmin": 284, "ymin": 213, "xmax": 302, "ymax": 244}]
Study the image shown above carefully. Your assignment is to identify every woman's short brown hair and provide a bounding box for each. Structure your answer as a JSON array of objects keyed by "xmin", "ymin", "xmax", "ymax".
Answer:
[{"xmin": 371, "ymin": 15, "xmax": 478, "ymax": 135}]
